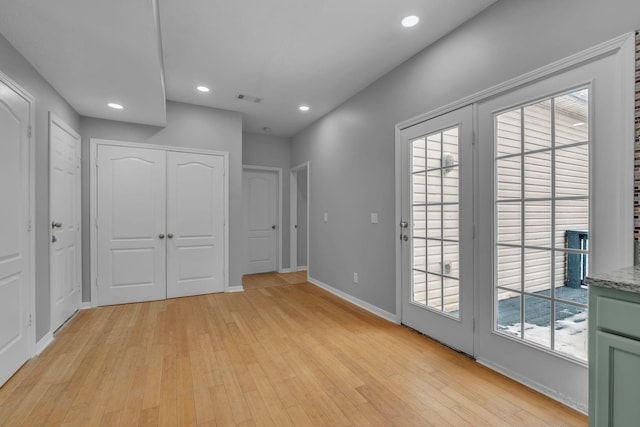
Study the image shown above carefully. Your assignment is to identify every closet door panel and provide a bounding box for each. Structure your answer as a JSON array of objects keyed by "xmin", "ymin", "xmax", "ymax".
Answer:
[
  {"xmin": 96, "ymin": 145, "xmax": 167, "ymax": 305},
  {"xmin": 167, "ymin": 152, "xmax": 225, "ymax": 297}
]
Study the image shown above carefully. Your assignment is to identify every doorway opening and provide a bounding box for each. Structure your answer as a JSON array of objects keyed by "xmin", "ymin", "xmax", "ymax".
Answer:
[{"xmin": 290, "ymin": 162, "xmax": 309, "ymax": 272}]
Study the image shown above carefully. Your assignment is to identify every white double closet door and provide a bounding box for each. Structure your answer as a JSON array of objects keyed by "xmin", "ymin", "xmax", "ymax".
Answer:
[{"xmin": 97, "ymin": 145, "xmax": 225, "ymax": 306}]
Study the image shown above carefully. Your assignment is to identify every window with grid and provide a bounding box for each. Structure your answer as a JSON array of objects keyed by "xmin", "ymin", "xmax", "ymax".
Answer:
[{"xmin": 494, "ymin": 88, "xmax": 589, "ymax": 361}]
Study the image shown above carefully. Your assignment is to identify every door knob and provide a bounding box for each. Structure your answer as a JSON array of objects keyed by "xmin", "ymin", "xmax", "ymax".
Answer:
[
  {"xmin": 159, "ymin": 234, "xmax": 165, "ymax": 239},
  {"xmin": 167, "ymin": 233, "xmax": 174, "ymax": 239},
  {"xmin": 402, "ymin": 235, "xmax": 409, "ymax": 241},
  {"xmin": 52, "ymin": 235, "xmax": 57, "ymax": 243},
  {"xmin": 400, "ymin": 221, "xmax": 408, "ymax": 229},
  {"xmin": 272, "ymin": 225, "xmax": 276, "ymax": 230},
  {"xmin": 52, "ymin": 221, "xmax": 62, "ymax": 228}
]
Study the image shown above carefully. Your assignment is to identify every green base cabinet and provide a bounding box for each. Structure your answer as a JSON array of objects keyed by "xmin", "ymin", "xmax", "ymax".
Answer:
[{"xmin": 589, "ymin": 286, "xmax": 640, "ymax": 426}]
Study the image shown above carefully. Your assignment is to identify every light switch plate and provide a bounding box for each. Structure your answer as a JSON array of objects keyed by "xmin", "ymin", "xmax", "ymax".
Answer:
[
  {"xmin": 371, "ymin": 213, "xmax": 378, "ymax": 224},
  {"xmin": 323, "ymin": 212, "xmax": 328, "ymax": 222}
]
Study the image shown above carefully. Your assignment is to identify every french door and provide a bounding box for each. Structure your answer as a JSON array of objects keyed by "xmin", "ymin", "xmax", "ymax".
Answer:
[
  {"xmin": 476, "ymin": 49, "xmax": 632, "ymax": 407},
  {"xmin": 399, "ymin": 39, "xmax": 632, "ymax": 409},
  {"xmin": 400, "ymin": 106, "xmax": 474, "ymax": 355}
]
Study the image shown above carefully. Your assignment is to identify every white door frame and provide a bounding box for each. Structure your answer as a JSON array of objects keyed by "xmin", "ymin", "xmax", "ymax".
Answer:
[
  {"xmin": 394, "ymin": 33, "xmax": 635, "ymax": 410},
  {"xmin": 90, "ymin": 138, "xmax": 230, "ymax": 307},
  {"xmin": 49, "ymin": 112, "xmax": 81, "ymax": 330},
  {"xmin": 290, "ymin": 162, "xmax": 310, "ymax": 272},
  {"xmin": 0, "ymin": 69, "xmax": 36, "ymax": 357},
  {"xmin": 242, "ymin": 165, "xmax": 283, "ymax": 273}
]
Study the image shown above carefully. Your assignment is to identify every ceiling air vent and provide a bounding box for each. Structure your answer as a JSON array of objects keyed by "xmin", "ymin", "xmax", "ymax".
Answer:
[{"xmin": 236, "ymin": 93, "xmax": 263, "ymax": 104}]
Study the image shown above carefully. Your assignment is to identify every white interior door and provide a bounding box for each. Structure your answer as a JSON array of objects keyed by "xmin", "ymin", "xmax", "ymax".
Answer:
[
  {"xmin": 97, "ymin": 145, "xmax": 167, "ymax": 305},
  {"xmin": 400, "ymin": 106, "xmax": 474, "ymax": 356},
  {"xmin": 476, "ymin": 50, "xmax": 632, "ymax": 408},
  {"xmin": 50, "ymin": 114, "xmax": 81, "ymax": 331},
  {"xmin": 167, "ymin": 151, "xmax": 225, "ymax": 298},
  {"xmin": 0, "ymin": 79, "xmax": 31, "ymax": 387},
  {"xmin": 244, "ymin": 169, "xmax": 278, "ymax": 274}
]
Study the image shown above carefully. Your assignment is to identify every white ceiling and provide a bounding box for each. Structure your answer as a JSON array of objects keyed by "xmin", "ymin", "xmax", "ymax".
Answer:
[
  {"xmin": 0, "ymin": 0, "xmax": 497, "ymax": 136},
  {"xmin": 0, "ymin": 0, "xmax": 167, "ymax": 126}
]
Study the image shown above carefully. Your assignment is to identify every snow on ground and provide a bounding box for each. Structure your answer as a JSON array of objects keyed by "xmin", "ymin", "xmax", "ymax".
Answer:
[{"xmin": 499, "ymin": 310, "xmax": 588, "ymax": 360}]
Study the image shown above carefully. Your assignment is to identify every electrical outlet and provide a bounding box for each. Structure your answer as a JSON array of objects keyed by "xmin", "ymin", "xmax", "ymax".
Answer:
[{"xmin": 353, "ymin": 272, "xmax": 359, "ymax": 284}]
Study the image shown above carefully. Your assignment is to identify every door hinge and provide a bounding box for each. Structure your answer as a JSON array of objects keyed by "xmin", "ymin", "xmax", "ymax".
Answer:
[
  {"xmin": 27, "ymin": 125, "xmax": 32, "ymax": 138},
  {"xmin": 26, "ymin": 219, "xmax": 32, "ymax": 232},
  {"xmin": 28, "ymin": 313, "xmax": 32, "ymax": 327}
]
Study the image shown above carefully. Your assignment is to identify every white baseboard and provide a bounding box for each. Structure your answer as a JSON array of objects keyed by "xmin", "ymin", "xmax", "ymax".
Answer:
[
  {"xmin": 35, "ymin": 332, "xmax": 54, "ymax": 356},
  {"xmin": 476, "ymin": 358, "xmax": 587, "ymax": 415},
  {"xmin": 80, "ymin": 302, "xmax": 92, "ymax": 310},
  {"xmin": 296, "ymin": 266, "xmax": 308, "ymax": 272},
  {"xmin": 278, "ymin": 268, "xmax": 292, "ymax": 273},
  {"xmin": 307, "ymin": 276, "xmax": 399, "ymax": 324},
  {"xmin": 226, "ymin": 285, "xmax": 244, "ymax": 293}
]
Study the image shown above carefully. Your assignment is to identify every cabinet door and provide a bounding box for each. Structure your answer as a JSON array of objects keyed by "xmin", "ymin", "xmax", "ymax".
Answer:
[
  {"xmin": 166, "ymin": 152, "xmax": 225, "ymax": 298},
  {"xmin": 593, "ymin": 330, "xmax": 640, "ymax": 427}
]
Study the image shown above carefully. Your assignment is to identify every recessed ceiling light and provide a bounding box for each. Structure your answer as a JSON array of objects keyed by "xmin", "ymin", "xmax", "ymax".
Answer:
[
  {"xmin": 108, "ymin": 103, "xmax": 123, "ymax": 110},
  {"xmin": 402, "ymin": 15, "xmax": 420, "ymax": 28},
  {"xmin": 197, "ymin": 86, "xmax": 210, "ymax": 93},
  {"xmin": 299, "ymin": 105, "xmax": 310, "ymax": 112}
]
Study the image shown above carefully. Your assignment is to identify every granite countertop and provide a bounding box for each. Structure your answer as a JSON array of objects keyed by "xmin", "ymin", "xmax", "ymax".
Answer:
[{"xmin": 585, "ymin": 265, "xmax": 640, "ymax": 294}]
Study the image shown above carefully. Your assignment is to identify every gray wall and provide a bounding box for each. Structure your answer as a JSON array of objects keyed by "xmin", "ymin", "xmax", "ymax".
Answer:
[
  {"xmin": 291, "ymin": 0, "xmax": 640, "ymax": 314},
  {"xmin": 242, "ymin": 132, "xmax": 292, "ymax": 270},
  {"xmin": 297, "ymin": 167, "xmax": 308, "ymax": 267},
  {"xmin": 80, "ymin": 101, "xmax": 243, "ymax": 300},
  {"xmin": 0, "ymin": 33, "xmax": 80, "ymax": 341}
]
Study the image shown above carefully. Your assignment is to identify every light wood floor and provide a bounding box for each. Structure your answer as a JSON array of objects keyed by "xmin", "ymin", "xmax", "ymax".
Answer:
[{"xmin": 0, "ymin": 272, "xmax": 586, "ymax": 426}]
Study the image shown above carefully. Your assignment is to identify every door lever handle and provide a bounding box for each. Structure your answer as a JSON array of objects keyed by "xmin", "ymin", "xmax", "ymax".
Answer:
[{"xmin": 52, "ymin": 221, "xmax": 62, "ymax": 228}]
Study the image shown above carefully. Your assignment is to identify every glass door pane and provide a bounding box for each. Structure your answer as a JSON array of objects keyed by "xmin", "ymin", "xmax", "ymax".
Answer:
[
  {"xmin": 494, "ymin": 88, "xmax": 589, "ymax": 362},
  {"xmin": 411, "ymin": 127, "xmax": 460, "ymax": 317}
]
